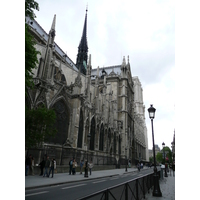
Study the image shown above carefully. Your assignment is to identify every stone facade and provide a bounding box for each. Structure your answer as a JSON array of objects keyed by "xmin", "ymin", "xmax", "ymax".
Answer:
[
  {"xmin": 132, "ymin": 77, "xmax": 149, "ymax": 162},
  {"xmin": 148, "ymin": 144, "xmax": 161, "ymax": 161},
  {"xmin": 25, "ymin": 12, "xmax": 148, "ymax": 167}
]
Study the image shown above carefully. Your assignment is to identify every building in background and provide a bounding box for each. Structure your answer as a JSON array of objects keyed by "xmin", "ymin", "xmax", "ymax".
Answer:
[
  {"xmin": 171, "ymin": 130, "xmax": 175, "ymax": 163},
  {"xmin": 149, "ymin": 144, "xmax": 160, "ymax": 161},
  {"xmin": 25, "ymin": 9, "xmax": 148, "ymax": 167}
]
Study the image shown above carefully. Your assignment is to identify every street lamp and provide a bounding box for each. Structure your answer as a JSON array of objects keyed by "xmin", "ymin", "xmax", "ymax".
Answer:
[
  {"xmin": 125, "ymin": 147, "xmax": 127, "ymax": 172},
  {"xmin": 162, "ymin": 142, "xmax": 168, "ymax": 177},
  {"xmin": 84, "ymin": 133, "xmax": 91, "ymax": 178},
  {"xmin": 148, "ymin": 104, "xmax": 162, "ymax": 197}
]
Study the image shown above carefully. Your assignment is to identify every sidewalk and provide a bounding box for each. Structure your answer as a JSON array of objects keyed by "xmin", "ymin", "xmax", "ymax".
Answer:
[
  {"xmin": 25, "ymin": 167, "xmax": 175, "ymax": 200},
  {"xmin": 25, "ymin": 167, "xmax": 139, "ymax": 190},
  {"xmin": 145, "ymin": 171, "xmax": 175, "ymax": 200}
]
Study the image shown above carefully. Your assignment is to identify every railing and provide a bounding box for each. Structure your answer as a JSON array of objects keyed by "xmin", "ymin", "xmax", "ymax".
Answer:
[{"xmin": 77, "ymin": 170, "xmax": 159, "ymax": 200}]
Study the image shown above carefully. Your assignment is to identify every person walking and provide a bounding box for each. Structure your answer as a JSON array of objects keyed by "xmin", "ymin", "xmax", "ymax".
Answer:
[
  {"xmin": 141, "ymin": 162, "xmax": 143, "ymax": 169},
  {"xmin": 137, "ymin": 162, "xmax": 140, "ymax": 172},
  {"xmin": 43, "ymin": 156, "xmax": 50, "ymax": 177},
  {"xmin": 80, "ymin": 160, "xmax": 84, "ymax": 174},
  {"xmin": 31, "ymin": 156, "xmax": 35, "ymax": 175},
  {"xmin": 49, "ymin": 158, "xmax": 56, "ymax": 178},
  {"xmin": 72, "ymin": 159, "xmax": 77, "ymax": 175},
  {"xmin": 88, "ymin": 160, "xmax": 94, "ymax": 175},
  {"xmin": 39, "ymin": 157, "xmax": 45, "ymax": 176},
  {"xmin": 25, "ymin": 154, "xmax": 32, "ymax": 176},
  {"xmin": 69, "ymin": 158, "xmax": 73, "ymax": 175}
]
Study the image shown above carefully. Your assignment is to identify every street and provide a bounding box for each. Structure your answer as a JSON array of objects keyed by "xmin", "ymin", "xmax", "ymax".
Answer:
[{"xmin": 25, "ymin": 168, "xmax": 153, "ymax": 200}]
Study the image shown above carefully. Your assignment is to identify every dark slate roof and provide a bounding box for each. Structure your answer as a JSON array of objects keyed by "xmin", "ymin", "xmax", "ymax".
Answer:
[
  {"xmin": 26, "ymin": 16, "xmax": 78, "ymax": 72},
  {"xmin": 91, "ymin": 65, "xmax": 121, "ymax": 78}
]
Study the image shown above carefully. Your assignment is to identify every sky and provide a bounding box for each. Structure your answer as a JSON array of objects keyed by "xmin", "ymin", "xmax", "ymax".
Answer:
[{"xmin": 34, "ymin": 0, "xmax": 175, "ymax": 151}]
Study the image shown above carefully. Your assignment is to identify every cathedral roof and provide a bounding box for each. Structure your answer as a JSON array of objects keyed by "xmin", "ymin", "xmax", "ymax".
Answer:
[
  {"xmin": 26, "ymin": 16, "xmax": 78, "ymax": 72},
  {"xmin": 91, "ymin": 65, "xmax": 121, "ymax": 78}
]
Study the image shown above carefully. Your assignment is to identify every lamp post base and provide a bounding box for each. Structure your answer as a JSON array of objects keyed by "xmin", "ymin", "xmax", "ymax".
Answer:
[
  {"xmin": 164, "ymin": 169, "xmax": 168, "ymax": 177},
  {"xmin": 152, "ymin": 174, "xmax": 162, "ymax": 197},
  {"xmin": 84, "ymin": 166, "xmax": 88, "ymax": 178}
]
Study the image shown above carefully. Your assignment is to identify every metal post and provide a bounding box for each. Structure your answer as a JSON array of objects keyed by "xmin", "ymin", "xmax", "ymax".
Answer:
[
  {"xmin": 151, "ymin": 119, "xmax": 162, "ymax": 197},
  {"xmin": 136, "ymin": 179, "xmax": 139, "ymax": 200},
  {"xmin": 163, "ymin": 148, "xmax": 168, "ymax": 177},
  {"xmin": 125, "ymin": 183, "xmax": 128, "ymax": 200}
]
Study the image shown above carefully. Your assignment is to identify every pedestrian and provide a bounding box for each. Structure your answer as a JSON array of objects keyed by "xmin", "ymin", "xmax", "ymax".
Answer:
[
  {"xmin": 49, "ymin": 158, "xmax": 56, "ymax": 178},
  {"xmin": 88, "ymin": 160, "xmax": 94, "ymax": 175},
  {"xmin": 128, "ymin": 160, "xmax": 131, "ymax": 168},
  {"xmin": 25, "ymin": 154, "xmax": 32, "ymax": 176},
  {"xmin": 31, "ymin": 156, "xmax": 35, "ymax": 175},
  {"xmin": 80, "ymin": 160, "xmax": 84, "ymax": 174},
  {"xmin": 69, "ymin": 158, "xmax": 73, "ymax": 175},
  {"xmin": 43, "ymin": 156, "xmax": 50, "ymax": 177},
  {"xmin": 72, "ymin": 159, "xmax": 77, "ymax": 175},
  {"xmin": 39, "ymin": 157, "xmax": 45, "ymax": 176},
  {"xmin": 137, "ymin": 162, "xmax": 140, "ymax": 172},
  {"xmin": 141, "ymin": 162, "xmax": 143, "ymax": 169}
]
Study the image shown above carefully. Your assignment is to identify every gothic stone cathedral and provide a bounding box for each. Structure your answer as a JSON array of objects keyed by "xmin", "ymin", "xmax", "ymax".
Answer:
[{"xmin": 26, "ymin": 10, "xmax": 149, "ymax": 168}]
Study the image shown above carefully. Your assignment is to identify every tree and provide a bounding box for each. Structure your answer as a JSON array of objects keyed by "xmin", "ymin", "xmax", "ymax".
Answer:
[
  {"xmin": 25, "ymin": 0, "xmax": 40, "ymax": 96},
  {"xmin": 156, "ymin": 152, "xmax": 163, "ymax": 163},
  {"xmin": 161, "ymin": 146, "xmax": 173, "ymax": 164},
  {"xmin": 25, "ymin": 106, "xmax": 57, "ymax": 149},
  {"xmin": 25, "ymin": 0, "xmax": 57, "ymax": 149},
  {"xmin": 149, "ymin": 157, "xmax": 153, "ymax": 163}
]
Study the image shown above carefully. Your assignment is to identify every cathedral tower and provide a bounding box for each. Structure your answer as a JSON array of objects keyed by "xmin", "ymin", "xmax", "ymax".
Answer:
[{"xmin": 76, "ymin": 8, "xmax": 88, "ymax": 75}]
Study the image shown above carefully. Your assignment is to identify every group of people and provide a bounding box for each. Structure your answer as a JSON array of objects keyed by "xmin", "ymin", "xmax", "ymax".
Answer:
[
  {"xmin": 40, "ymin": 156, "xmax": 56, "ymax": 178},
  {"xmin": 25, "ymin": 154, "xmax": 35, "ymax": 176},
  {"xmin": 26, "ymin": 155, "xmax": 93, "ymax": 177},
  {"xmin": 69, "ymin": 158, "xmax": 93, "ymax": 175},
  {"xmin": 137, "ymin": 162, "xmax": 144, "ymax": 171},
  {"xmin": 25, "ymin": 154, "xmax": 56, "ymax": 178}
]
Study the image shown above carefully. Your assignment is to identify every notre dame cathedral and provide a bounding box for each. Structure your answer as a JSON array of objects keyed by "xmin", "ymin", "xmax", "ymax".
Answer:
[{"xmin": 25, "ymin": 9, "xmax": 149, "ymax": 169}]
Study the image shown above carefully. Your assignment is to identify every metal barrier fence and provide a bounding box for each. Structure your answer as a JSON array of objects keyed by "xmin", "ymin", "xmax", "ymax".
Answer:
[{"xmin": 77, "ymin": 171, "xmax": 158, "ymax": 200}]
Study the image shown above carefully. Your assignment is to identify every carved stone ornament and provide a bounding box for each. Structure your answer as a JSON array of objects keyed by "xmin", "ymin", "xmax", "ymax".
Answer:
[
  {"xmin": 63, "ymin": 138, "xmax": 72, "ymax": 147},
  {"xmin": 74, "ymin": 73, "xmax": 82, "ymax": 88}
]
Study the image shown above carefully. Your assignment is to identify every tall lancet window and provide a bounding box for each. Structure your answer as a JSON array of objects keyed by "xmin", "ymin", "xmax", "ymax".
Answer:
[
  {"xmin": 99, "ymin": 124, "xmax": 104, "ymax": 151},
  {"xmin": 90, "ymin": 117, "xmax": 95, "ymax": 150},
  {"xmin": 77, "ymin": 109, "xmax": 83, "ymax": 148}
]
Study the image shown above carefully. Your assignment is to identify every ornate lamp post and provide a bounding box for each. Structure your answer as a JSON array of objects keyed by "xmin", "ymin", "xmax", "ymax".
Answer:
[
  {"xmin": 84, "ymin": 133, "xmax": 91, "ymax": 178},
  {"xmin": 148, "ymin": 104, "xmax": 162, "ymax": 197},
  {"xmin": 162, "ymin": 142, "xmax": 168, "ymax": 177}
]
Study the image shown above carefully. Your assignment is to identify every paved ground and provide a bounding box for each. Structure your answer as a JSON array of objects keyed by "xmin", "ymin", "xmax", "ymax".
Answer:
[
  {"xmin": 145, "ymin": 171, "xmax": 175, "ymax": 200},
  {"xmin": 25, "ymin": 167, "xmax": 138, "ymax": 189},
  {"xmin": 25, "ymin": 167, "xmax": 175, "ymax": 199}
]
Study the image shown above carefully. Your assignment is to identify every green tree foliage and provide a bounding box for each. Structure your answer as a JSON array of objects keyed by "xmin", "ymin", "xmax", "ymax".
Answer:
[
  {"xmin": 25, "ymin": 0, "xmax": 40, "ymax": 96},
  {"xmin": 163, "ymin": 146, "xmax": 172, "ymax": 163},
  {"xmin": 25, "ymin": 0, "xmax": 39, "ymax": 20},
  {"xmin": 25, "ymin": 0, "xmax": 57, "ymax": 148},
  {"xmin": 25, "ymin": 106, "xmax": 57, "ymax": 148},
  {"xmin": 149, "ymin": 157, "xmax": 153, "ymax": 163},
  {"xmin": 156, "ymin": 152, "xmax": 163, "ymax": 163}
]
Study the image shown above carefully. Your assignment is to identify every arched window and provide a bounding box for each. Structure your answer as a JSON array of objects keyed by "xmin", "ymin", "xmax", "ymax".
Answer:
[
  {"xmin": 47, "ymin": 100, "xmax": 69, "ymax": 145},
  {"xmin": 99, "ymin": 124, "xmax": 104, "ymax": 151},
  {"xmin": 90, "ymin": 117, "xmax": 95, "ymax": 150},
  {"xmin": 77, "ymin": 109, "xmax": 83, "ymax": 148},
  {"xmin": 114, "ymin": 132, "xmax": 116, "ymax": 154}
]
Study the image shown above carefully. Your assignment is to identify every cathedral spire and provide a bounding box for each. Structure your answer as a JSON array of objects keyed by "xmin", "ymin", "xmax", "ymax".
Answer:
[{"xmin": 76, "ymin": 7, "xmax": 88, "ymax": 75}]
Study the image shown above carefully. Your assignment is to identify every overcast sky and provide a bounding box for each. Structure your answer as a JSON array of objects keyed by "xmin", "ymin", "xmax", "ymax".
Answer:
[{"xmin": 34, "ymin": 0, "xmax": 175, "ymax": 150}]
